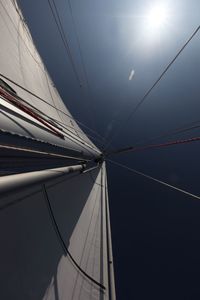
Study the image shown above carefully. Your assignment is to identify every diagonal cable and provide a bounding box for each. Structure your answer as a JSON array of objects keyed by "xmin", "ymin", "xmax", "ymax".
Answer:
[
  {"xmin": 106, "ymin": 136, "xmax": 200, "ymax": 157},
  {"xmin": 67, "ymin": 0, "xmax": 98, "ymax": 132},
  {"xmin": 132, "ymin": 120, "xmax": 200, "ymax": 148},
  {"xmin": 105, "ymin": 120, "xmax": 200, "ymax": 156},
  {"xmin": 104, "ymin": 25, "xmax": 200, "ymax": 150},
  {"xmin": 48, "ymin": 0, "xmax": 82, "ymax": 86},
  {"xmin": 0, "ymin": 73, "xmax": 104, "ymax": 143},
  {"xmin": 67, "ymin": 0, "xmax": 90, "ymax": 90},
  {"xmin": 108, "ymin": 159, "xmax": 200, "ymax": 201}
]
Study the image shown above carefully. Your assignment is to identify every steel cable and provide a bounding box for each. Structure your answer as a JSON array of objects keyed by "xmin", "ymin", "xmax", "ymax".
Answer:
[
  {"xmin": 108, "ymin": 160, "xmax": 200, "ymax": 201},
  {"xmin": 104, "ymin": 25, "xmax": 200, "ymax": 150}
]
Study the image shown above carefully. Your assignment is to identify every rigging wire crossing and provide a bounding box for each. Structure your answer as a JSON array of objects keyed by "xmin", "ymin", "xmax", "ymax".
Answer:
[
  {"xmin": 0, "ymin": 84, "xmax": 102, "ymax": 154},
  {"xmin": 0, "ymin": 73, "xmax": 104, "ymax": 142},
  {"xmin": 48, "ymin": 0, "xmax": 82, "ymax": 87},
  {"xmin": 108, "ymin": 160, "xmax": 200, "ymax": 201},
  {"xmin": 2, "ymin": 0, "xmax": 104, "ymax": 148},
  {"xmin": 0, "ymin": 1, "xmax": 104, "ymax": 144},
  {"xmin": 131, "ymin": 120, "xmax": 200, "ymax": 148},
  {"xmin": 105, "ymin": 136, "xmax": 200, "ymax": 157},
  {"xmin": 67, "ymin": 0, "xmax": 88, "ymax": 86},
  {"xmin": 104, "ymin": 25, "xmax": 200, "ymax": 150},
  {"xmin": 0, "ymin": 86, "xmax": 64, "ymax": 139},
  {"xmin": 67, "ymin": 0, "xmax": 98, "ymax": 132},
  {"xmin": 50, "ymin": 0, "xmax": 98, "ymax": 134}
]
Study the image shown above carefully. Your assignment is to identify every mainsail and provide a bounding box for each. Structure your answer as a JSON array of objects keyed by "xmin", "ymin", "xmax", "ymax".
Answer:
[{"xmin": 0, "ymin": 0, "xmax": 115, "ymax": 299}]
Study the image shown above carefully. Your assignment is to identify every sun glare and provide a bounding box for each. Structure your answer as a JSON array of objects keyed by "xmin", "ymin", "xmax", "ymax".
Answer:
[{"xmin": 146, "ymin": 3, "xmax": 168, "ymax": 29}]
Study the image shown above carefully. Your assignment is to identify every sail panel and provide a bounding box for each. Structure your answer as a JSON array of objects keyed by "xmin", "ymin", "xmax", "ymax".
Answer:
[
  {"xmin": 0, "ymin": 1, "xmax": 116, "ymax": 299},
  {"xmin": 0, "ymin": 0, "xmax": 99, "ymax": 158},
  {"xmin": 0, "ymin": 187, "xmax": 63, "ymax": 300},
  {"xmin": 0, "ymin": 163, "xmax": 115, "ymax": 299}
]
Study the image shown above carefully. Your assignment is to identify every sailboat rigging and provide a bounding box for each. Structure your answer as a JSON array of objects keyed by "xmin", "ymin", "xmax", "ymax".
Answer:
[{"xmin": 0, "ymin": 0, "xmax": 200, "ymax": 299}]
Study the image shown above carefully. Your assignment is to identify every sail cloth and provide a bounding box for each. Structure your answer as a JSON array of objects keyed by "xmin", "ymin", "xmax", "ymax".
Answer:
[
  {"xmin": 0, "ymin": 163, "xmax": 115, "ymax": 300},
  {"xmin": 0, "ymin": 0, "xmax": 100, "ymax": 158},
  {"xmin": 0, "ymin": 0, "xmax": 116, "ymax": 299}
]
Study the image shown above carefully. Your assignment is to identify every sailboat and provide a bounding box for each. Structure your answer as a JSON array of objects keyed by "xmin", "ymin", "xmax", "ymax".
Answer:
[
  {"xmin": 1, "ymin": 0, "xmax": 200, "ymax": 298},
  {"xmin": 0, "ymin": 0, "xmax": 116, "ymax": 299}
]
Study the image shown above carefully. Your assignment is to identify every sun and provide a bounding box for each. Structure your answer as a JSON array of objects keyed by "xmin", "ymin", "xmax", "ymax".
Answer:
[
  {"xmin": 137, "ymin": 2, "xmax": 171, "ymax": 47},
  {"xmin": 146, "ymin": 3, "xmax": 168, "ymax": 28}
]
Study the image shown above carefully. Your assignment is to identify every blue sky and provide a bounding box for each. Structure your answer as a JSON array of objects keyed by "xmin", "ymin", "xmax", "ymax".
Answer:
[
  {"xmin": 18, "ymin": 1, "xmax": 200, "ymax": 299},
  {"xmin": 18, "ymin": 0, "xmax": 200, "ymax": 143}
]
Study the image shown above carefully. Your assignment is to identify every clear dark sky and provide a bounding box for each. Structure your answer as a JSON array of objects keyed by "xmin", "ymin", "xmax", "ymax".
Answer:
[{"xmin": 18, "ymin": 0, "xmax": 200, "ymax": 299}]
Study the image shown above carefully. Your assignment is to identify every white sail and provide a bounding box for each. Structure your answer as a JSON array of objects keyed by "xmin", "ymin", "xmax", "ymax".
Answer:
[
  {"xmin": 0, "ymin": 1, "xmax": 115, "ymax": 299},
  {"xmin": 0, "ymin": 0, "xmax": 100, "ymax": 158}
]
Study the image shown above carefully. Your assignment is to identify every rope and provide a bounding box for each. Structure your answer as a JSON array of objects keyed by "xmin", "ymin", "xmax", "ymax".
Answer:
[
  {"xmin": 0, "ymin": 86, "xmax": 64, "ymax": 139},
  {"xmin": 0, "ymin": 73, "xmax": 104, "ymax": 142},
  {"xmin": 0, "ymin": 85, "xmax": 99, "ymax": 152},
  {"xmin": 132, "ymin": 120, "xmax": 200, "ymax": 148},
  {"xmin": 104, "ymin": 25, "xmax": 200, "ymax": 150},
  {"xmin": 48, "ymin": 0, "xmax": 82, "ymax": 86},
  {"xmin": 42, "ymin": 184, "xmax": 106, "ymax": 290},
  {"xmin": 67, "ymin": 0, "xmax": 98, "ymax": 129},
  {"xmin": 0, "ymin": 143, "xmax": 88, "ymax": 160},
  {"xmin": 0, "ymin": 76, "xmax": 105, "ymax": 147},
  {"xmin": 106, "ymin": 136, "xmax": 200, "ymax": 156},
  {"xmin": 108, "ymin": 160, "xmax": 200, "ymax": 201}
]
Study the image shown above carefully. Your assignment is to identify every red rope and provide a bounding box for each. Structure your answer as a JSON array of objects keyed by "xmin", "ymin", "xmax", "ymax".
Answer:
[
  {"xmin": 0, "ymin": 86, "xmax": 64, "ymax": 139},
  {"xmin": 108, "ymin": 136, "xmax": 200, "ymax": 156},
  {"xmin": 135, "ymin": 137, "xmax": 200, "ymax": 152}
]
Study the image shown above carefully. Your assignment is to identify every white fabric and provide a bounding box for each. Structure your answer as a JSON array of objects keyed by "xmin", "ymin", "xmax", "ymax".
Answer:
[{"xmin": 0, "ymin": 0, "xmax": 99, "ymax": 157}]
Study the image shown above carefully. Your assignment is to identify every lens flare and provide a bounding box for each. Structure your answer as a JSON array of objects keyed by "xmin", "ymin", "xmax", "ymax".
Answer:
[{"xmin": 147, "ymin": 4, "xmax": 168, "ymax": 28}]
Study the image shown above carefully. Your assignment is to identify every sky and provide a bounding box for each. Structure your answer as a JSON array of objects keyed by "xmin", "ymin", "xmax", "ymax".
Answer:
[{"xmin": 18, "ymin": 0, "xmax": 200, "ymax": 299}]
